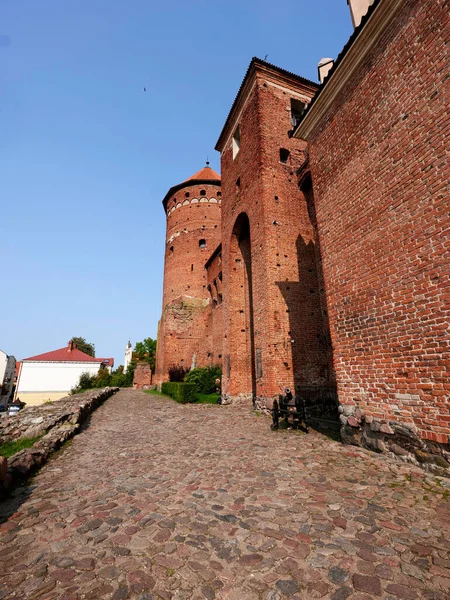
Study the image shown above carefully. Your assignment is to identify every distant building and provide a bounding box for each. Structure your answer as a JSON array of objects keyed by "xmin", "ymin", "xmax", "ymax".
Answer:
[
  {"xmin": 124, "ymin": 340, "xmax": 133, "ymax": 373},
  {"xmin": 16, "ymin": 341, "xmax": 114, "ymax": 406},
  {"xmin": 0, "ymin": 349, "xmax": 16, "ymax": 403}
]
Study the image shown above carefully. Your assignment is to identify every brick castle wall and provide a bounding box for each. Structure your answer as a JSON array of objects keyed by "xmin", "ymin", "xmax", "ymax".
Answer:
[
  {"xmin": 306, "ymin": 0, "xmax": 450, "ymax": 445},
  {"xmin": 218, "ymin": 64, "xmax": 333, "ymax": 407}
]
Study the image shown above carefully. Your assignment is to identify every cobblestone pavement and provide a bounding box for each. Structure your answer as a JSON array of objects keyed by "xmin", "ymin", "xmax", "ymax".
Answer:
[{"xmin": 1, "ymin": 389, "xmax": 449, "ymax": 600}]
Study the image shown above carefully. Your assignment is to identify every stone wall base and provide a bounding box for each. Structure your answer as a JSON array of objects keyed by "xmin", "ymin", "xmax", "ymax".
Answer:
[
  {"xmin": 339, "ymin": 405, "xmax": 450, "ymax": 478},
  {"xmin": 254, "ymin": 396, "xmax": 275, "ymax": 413},
  {"xmin": 220, "ymin": 393, "xmax": 254, "ymax": 407}
]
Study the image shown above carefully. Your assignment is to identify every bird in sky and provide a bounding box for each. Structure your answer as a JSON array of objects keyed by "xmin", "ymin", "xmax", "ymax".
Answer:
[{"xmin": 144, "ymin": 87, "xmax": 146, "ymax": 92}]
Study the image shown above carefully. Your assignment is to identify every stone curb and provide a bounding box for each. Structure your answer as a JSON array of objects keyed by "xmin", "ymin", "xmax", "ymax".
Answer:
[{"xmin": 0, "ymin": 387, "xmax": 119, "ymax": 499}]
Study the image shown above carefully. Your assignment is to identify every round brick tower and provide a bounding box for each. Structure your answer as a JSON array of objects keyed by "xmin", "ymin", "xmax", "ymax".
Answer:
[{"xmin": 155, "ymin": 163, "xmax": 222, "ymax": 383}]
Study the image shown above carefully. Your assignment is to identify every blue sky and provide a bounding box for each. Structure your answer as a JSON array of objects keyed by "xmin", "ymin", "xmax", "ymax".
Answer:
[{"xmin": 1, "ymin": 0, "xmax": 352, "ymax": 366}]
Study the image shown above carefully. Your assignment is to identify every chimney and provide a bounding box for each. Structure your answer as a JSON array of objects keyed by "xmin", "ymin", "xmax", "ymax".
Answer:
[
  {"xmin": 318, "ymin": 58, "xmax": 334, "ymax": 84},
  {"xmin": 347, "ymin": 0, "xmax": 376, "ymax": 28},
  {"xmin": 68, "ymin": 340, "xmax": 75, "ymax": 352}
]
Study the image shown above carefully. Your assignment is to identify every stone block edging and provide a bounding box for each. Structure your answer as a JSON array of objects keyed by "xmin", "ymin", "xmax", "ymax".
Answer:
[{"xmin": 0, "ymin": 387, "xmax": 119, "ymax": 498}]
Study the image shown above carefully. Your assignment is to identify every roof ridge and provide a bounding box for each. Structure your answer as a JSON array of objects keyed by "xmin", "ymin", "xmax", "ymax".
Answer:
[{"xmin": 215, "ymin": 57, "xmax": 319, "ymax": 151}]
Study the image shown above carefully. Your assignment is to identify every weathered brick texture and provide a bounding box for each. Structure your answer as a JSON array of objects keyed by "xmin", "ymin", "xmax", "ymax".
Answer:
[
  {"xmin": 304, "ymin": 0, "xmax": 450, "ymax": 445},
  {"xmin": 133, "ymin": 363, "xmax": 152, "ymax": 389},
  {"xmin": 216, "ymin": 62, "xmax": 334, "ymax": 407},
  {"xmin": 155, "ymin": 176, "xmax": 223, "ymax": 384}
]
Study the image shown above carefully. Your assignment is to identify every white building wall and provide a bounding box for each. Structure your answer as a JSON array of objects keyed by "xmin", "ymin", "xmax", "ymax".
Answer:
[{"xmin": 17, "ymin": 362, "xmax": 102, "ymax": 393}]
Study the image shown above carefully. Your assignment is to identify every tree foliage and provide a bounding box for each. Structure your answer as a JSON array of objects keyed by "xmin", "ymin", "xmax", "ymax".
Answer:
[
  {"xmin": 70, "ymin": 336, "xmax": 95, "ymax": 357},
  {"xmin": 133, "ymin": 338, "xmax": 157, "ymax": 372}
]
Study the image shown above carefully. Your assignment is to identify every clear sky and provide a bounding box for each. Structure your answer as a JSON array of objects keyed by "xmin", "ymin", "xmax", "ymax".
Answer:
[{"xmin": 1, "ymin": 0, "xmax": 352, "ymax": 366}]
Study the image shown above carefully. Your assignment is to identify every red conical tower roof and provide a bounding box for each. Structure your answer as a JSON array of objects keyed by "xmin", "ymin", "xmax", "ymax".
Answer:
[
  {"xmin": 162, "ymin": 161, "xmax": 221, "ymax": 212},
  {"xmin": 184, "ymin": 164, "xmax": 221, "ymax": 182}
]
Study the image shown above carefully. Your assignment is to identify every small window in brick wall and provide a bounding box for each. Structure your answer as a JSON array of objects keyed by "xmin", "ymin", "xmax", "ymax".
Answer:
[
  {"xmin": 200, "ymin": 189, "xmax": 206, "ymax": 196},
  {"xmin": 232, "ymin": 125, "xmax": 241, "ymax": 159},
  {"xmin": 199, "ymin": 239, "xmax": 206, "ymax": 248},
  {"xmin": 280, "ymin": 148, "xmax": 290, "ymax": 163},
  {"xmin": 185, "ymin": 192, "xmax": 190, "ymax": 198},
  {"xmin": 169, "ymin": 246, "xmax": 174, "ymax": 253},
  {"xmin": 290, "ymin": 98, "xmax": 305, "ymax": 127}
]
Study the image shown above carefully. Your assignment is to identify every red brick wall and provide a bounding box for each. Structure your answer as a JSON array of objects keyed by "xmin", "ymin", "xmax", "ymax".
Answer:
[
  {"xmin": 307, "ymin": 0, "xmax": 450, "ymax": 443},
  {"xmin": 155, "ymin": 181, "xmax": 222, "ymax": 384},
  {"xmin": 163, "ymin": 183, "xmax": 222, "ymax": 305},
  {"xmin": 219, "ymin": 66, "xmax": 332, "ymax": 406},
  {"xmin": 133, "ymin": 363, "xmax": 152, "ymax": 389}
]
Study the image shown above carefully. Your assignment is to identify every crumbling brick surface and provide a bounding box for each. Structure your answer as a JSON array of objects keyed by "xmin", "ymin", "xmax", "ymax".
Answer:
[{"xmin": 133, "ymin": 363, "xmax": 152, "ymax": 389}]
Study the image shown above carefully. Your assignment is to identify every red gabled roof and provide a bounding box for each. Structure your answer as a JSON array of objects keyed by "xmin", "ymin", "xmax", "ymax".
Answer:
[
  {"xmin": 184, "ymin": 165, "xmax": 221, "ymax": 182},
  {"xmin": 23, "ymin": 344, "xmax": 103, "ymax": 363}
]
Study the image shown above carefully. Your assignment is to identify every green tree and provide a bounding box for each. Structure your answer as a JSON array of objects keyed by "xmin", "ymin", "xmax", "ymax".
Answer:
[
  {"xmin": 70, "ymin": 336, "xmax": 95, "ymax": 357},
  {"xmin": 133, "ymin": 338, "xmax": 157, "ymax": 372}
]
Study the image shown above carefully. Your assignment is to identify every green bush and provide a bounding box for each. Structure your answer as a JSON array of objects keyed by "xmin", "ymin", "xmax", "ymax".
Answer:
[
  {"xmin": 93, "ymin": 368, "xmax": 112, "ymax": 388},
  {"xmin": 71, "ymin": 371, "xmax": 95, "ymax": 393},
  {"xmin": 184, "ymin": 365, "xmax": 222, "ymax": 394},
  {"xmin": 161, "ymin": 382, "xmax": 197, "ymax": 404},
  {"xmin": 110, "ymin": 372, "xmax": 128, "ymax": 387}
]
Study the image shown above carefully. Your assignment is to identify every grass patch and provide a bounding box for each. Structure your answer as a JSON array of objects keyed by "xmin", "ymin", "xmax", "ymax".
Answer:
[
  {"xmin": 144, "ymin": 389, "xmax": 220, "ymax": 404},
  {"xmin": 195, "ymin": 393, "xmax": 220, "ymax": 404},
  {"xmin": 0, "ymin": 436, "xmax": 42, "ymax": 458}
]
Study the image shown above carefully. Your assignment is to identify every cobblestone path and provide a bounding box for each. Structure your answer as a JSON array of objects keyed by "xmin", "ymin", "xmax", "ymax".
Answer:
[{"xmin": 1, "ymin": 389, "xmax": 449, "ymax": 600}]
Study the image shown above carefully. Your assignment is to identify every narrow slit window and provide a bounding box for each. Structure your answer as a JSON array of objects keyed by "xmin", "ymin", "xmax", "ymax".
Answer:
[
  {"xmin": 199, "ymin": 239, "xmax": 206, "ymax": 248},
  {"xmin": 290, "ymin": 98, "xmax": 305, "ymax": 127},
  {"xmin": 232, "ymin": 125, "xmax": 241, "ymax": 159}
]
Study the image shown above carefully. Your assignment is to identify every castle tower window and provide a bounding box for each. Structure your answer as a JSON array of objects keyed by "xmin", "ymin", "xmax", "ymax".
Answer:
[
  {"xmin": 280, "ymin": 148, "xmax": 290, "ymax": 163},
  {"xmin": 169, "ymin": 246, "xmax": 174, "ymax": 253},
  {"xmin": 200, "ymin": 189, "xmax": 206, "ymax": 196},
  {"xmin": 199, "ymin": 239, "xmax": 207, "ymax": 248},
  {"xmin": 232, "ymin": 125, "xmax": 241, "ymax": 159},
  {"xmin": 217, "ymin": 191, "xmax": 221, "ymax": 197},
  {"xmin": 290, "ymin": 98, "xmax": 305, "ymax": 127},
  {"xmin": 185, "ymin": 192, "xmax": 190, "ymax": 198}
]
